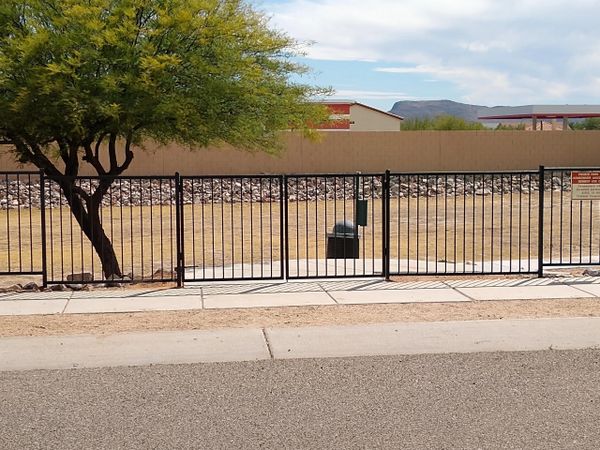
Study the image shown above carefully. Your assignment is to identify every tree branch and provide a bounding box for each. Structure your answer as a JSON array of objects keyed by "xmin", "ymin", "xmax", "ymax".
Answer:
[
  {"xmin": 108, "ymin": 133, "xmax": 118, "ymax": 172},
  {"xmin": 65, "ymin": 142, "xmax": 80, "ymax": 176},
  {"xmin": 83, "ymin": 141, "xmax": 107, "ymax": 175},
  {"xmin": 118, "ymin": 133, "xmax": 135, "ymax": 173},
  {"xmin": 94, "ymin": 133, "xmax": 108, "ymax": 160},
  {"xmin": 8, "ymin": 133, "xmax": 62, "ymax": 178}
]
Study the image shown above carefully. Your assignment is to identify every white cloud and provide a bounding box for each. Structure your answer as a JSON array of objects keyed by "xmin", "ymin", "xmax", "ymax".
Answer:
[{"xmin": 262, "ymin": 0, "xmax": 600, "ymax": 104}]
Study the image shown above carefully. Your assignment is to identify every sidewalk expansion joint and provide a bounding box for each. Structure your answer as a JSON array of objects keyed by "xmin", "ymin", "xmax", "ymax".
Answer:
[
  {"xmin": 319, "ymin": 283, "xmax": 339, "ymax": 304},
  {"xmin": 565, "ymin": 284, "xmax": 600, "ymax": 298},
  {"xmin": 262, "ymin": 328, "xmax": 274, "ymax": 359},
  {"xmin": 60, "ymin": 292, "xmax": 74, "ymax": 314},
  {"xmin": 450, "ymin": 286, "xmax": 478, "ymax": 301}
]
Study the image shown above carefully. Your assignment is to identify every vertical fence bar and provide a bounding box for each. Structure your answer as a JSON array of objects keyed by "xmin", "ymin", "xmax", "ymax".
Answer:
[
  {"xmin": 538, "ymin": 166, "xmax": 545, "ymax": 278},
  {"xmin": 279, "ymin": 176, "xmax": 286, "ymax": 280},
  {"xmin": 283, "ymin": 175, "xmax": 289, "ymax": 280},
  {"xmin": 175, "ymin": 172, "xmax": 183, "ymax": 287},
  {"xmin": 384, "ymin": 170, "xmax": 391, "ymax": 280},
  {"xmin": 40, "ymin": 170, "xmax": 48, "ymax": 287}
]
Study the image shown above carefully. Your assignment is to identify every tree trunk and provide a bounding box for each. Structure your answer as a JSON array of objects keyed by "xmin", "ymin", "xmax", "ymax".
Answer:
[
  {"xmin": 85, "ymin": 209, "xmax": 123, "ymax": 279},
  {"xmin": 59, "ymin": 180, "xmax": 123, "ymax": 279}
]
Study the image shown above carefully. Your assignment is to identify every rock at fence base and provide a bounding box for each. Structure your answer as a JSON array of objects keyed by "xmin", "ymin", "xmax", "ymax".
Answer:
[
  {"xmin": 152, "ymin": 269, "xmax": 177, "ymax": 280},
  {"xmin": 49, "ymin": 284, "xmax": 67, "ymax": 291},
  {"xmin": 67, "ymin": 283, "xmax": 84, "ymax": 291},
  {"xmin": 1, "ymin": 284, "xmax": 22, "ymax": 292},
  {"xmin": 104, "ymin": 275, "xmax": 132, "ymax": 288},
  {"xmin": 141, "ymin": 269, "xmax": 176, "ymax": 281},
  {"xmin": 583, "ymin": 269, "xmax": 600, "ymax": 277},
  {"xmin": 67, "ymin": 272, "xmax": 93, "ymax": 282},
  {"xmin": 22, "ymin": 281, "xmax": 39, "ymax": 291}
]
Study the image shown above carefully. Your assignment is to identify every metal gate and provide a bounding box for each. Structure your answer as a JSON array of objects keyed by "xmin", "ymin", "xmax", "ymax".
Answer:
[
  {"xmin": 0, "ymin": 172, "xmax": 44, "ymax": 279},
  {"xmin": 180, "ymin": 175, "xmax": 285, "ymax": 282},
  {"xmin": 387, "ymin": 170, "xmax": 540, "ymax": 277},
  {"xmin": 285, "ymin": 173, "xmax": 385, "ymax": 279}
]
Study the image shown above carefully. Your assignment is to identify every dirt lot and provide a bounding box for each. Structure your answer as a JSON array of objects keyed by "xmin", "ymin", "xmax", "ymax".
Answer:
[{"xmin": 1, "ymin": 297, "xmax": 600, "ymax": 338}]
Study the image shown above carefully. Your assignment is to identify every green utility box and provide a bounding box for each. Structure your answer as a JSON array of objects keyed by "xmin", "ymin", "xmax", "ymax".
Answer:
[{"xmin": 356, "ymin": 200, "xmax": 368, "ymax": 226}]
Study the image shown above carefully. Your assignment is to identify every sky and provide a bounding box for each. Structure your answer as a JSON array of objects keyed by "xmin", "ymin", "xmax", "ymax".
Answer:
[{"xmin": 254, "ymin": 0, "xmax": 600, "ymax": 111}]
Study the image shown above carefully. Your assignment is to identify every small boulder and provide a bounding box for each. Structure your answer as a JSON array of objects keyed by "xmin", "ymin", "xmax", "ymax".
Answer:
[
  {"xmin": 49, "ymin": 284, "xmax": 67, "ymax": 292},
  {"xmin": 22, "ymin": 281, "xmax": 39, "ymax": 291},
  {"xmin": 66, "ymin": 272, "xmax": 93, "ymax": 282},
  {"xmin": 67, "ymin": 284, "xmax": 84, "ymax": 291},
  {"xmin": 152, "ymin": 269, "xmax": 177, "ymax": 280},
  {"xmin": 583, "ymin": 269, "xmax": 600, "ymax": 277},
  {"xmin": 0, "ymin": 284, "xmax": 22, "ymax": 293},
  {"xmin": 104, "ymin": 274, "xmax": 132, "ymax": 288}
]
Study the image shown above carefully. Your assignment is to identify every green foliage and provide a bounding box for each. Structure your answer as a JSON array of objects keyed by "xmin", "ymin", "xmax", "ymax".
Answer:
[
  {"xmin": 495, "ymin": 123, "xmax": 527, "ymax": 130},
  {"xmin": 0, "ymin": 0, "xmax": 330, "ymax": 277},
  {"xmin": 400, "ymin": 115, "xmax": 487, "ymax": 131},
  {"xmin": 0, "ymin": 0, "xmax": 330, "ymax": 173},
  {"xmin": 570, "ymin": 118, "xmax": 600, "ymax": 130}
]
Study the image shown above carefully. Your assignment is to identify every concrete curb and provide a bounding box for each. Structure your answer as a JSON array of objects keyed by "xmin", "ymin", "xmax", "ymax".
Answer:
[{"xmin": 2, "ymin": 317, "xmax": 600, "ymax": 371}]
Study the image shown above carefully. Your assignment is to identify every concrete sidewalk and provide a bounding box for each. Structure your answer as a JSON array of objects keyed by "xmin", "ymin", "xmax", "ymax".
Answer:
[
  {"xmin": 2, "ymin": 317, "xmax": 600, "ymax": 371},
  {"xmin": 1, "ymin": 276, "xmax": 600, "ymax": 316}
]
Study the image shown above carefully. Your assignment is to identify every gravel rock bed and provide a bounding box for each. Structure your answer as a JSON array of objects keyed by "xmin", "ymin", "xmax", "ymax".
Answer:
[{"xmin": 0, "ymin": 175, "xmax": 573, "ymax": 209}]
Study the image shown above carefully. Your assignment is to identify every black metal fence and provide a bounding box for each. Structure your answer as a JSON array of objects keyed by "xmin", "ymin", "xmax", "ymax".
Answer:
[
  {"xmin": 0, "ymin": 171, "xmax": 44, "ymax": 277},
  {"xmin": 542, "ymin": 168, "xmax": 600, "ymax": 268},
  {"xmin": 285, "ymin": 174, "xmax": 384, "ymax": 279},
  {"xmin": 180, "ymin": 175, "xmax": 284, "ymax": 282},
  {"xmin": 1, "ymin": 167, "xmax": 599, "ymax": 285},
  {"xmin": 388, "ymin": 171, "xmax": 540, "ymax": 276},
  {"xmin": 42, "ymin": 175, "xmax": 178, "ymax": 285}
]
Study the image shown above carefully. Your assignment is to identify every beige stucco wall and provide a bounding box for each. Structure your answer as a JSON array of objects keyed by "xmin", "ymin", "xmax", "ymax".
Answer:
[
  {"xmin": 349, "ymin": 104, "xmax": 402, "ymax": 131},
  {"xmin": 1, "ymin": 131, "xmax": 600, "ymax": 175}
]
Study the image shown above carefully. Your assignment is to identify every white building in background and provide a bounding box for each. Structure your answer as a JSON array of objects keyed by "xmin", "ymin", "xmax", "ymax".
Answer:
[{"xmin": 317, "ymin": 100, "xmax": 404, "ymax": 131}]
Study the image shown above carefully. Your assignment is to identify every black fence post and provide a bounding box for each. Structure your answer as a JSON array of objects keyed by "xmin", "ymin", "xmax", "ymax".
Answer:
[
  {"xmin": 538, "ymin": 165, "xmax": 545, "ymax": 278},
  {"xmin": 282, "ymin": 175, "xmax": 289, "ymax": 280},
  {"xmin": 278, "ymin": 176, "xmax": 286, "ymax": 280},
  {"xmin": 40, "ymin": 169, "xmax": 48, "ymax": 288},
  {"xmin": 383, "ymin": 170, "xmax": 391, "ymax": 281},
  {"xmin": 175, "ymin": 172, "xmax": 183, "ymax": 287}
]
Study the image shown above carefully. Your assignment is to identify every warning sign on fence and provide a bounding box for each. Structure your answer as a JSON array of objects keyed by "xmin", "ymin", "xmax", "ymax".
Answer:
[{"xmin": 571, "ymin": 171, "xmax": 600, "ymax": 200}]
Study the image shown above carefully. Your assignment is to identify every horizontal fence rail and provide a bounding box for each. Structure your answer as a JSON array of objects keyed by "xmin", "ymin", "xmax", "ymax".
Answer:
[{"xmin": 1, "ymin": 167, "xmax": 600, "ymax": 286}]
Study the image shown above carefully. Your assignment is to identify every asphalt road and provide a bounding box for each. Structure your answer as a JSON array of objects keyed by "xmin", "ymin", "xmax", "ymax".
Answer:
[{"xmin": 1, "ymin": 349, "xmax": 600, "ymax": 449}]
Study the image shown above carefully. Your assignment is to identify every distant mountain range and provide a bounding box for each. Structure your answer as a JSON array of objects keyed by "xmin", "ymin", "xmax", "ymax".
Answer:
[{"xmin": 389, "ymin": 100, "xmax": 501, "ymax": 122}]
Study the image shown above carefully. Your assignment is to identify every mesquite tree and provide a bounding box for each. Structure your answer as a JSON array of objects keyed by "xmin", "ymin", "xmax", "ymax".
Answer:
[{"xmin": 0, "ymin": 0, "xmax": 328, "ymax": 278}]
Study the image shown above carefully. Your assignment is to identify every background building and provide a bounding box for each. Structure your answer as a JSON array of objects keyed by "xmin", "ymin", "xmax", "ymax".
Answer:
[
  {"xmin": 478, "ymin": 105, "xmax": 600, "ymax": 130},
  {"xmin": 318, "ymin": 100, "xmax": 403, "ymax": 131}
]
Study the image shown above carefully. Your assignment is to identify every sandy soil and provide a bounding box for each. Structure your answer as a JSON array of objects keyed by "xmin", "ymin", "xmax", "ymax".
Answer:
[{"xmin": 1, "ymin": 298, "xmax": 600, "ymax": 337}]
